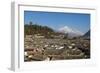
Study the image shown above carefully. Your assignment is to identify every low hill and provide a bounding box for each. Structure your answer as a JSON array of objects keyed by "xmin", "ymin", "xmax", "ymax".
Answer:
[{"xmin": 24, "ymin": 22, "xmax": 61, "ymax": 38}]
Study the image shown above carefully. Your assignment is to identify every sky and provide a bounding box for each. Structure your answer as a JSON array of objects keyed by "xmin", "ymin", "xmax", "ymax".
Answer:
[{"xmin": 24, "ymin": 11, "xmax": 90, "ymax": 34}]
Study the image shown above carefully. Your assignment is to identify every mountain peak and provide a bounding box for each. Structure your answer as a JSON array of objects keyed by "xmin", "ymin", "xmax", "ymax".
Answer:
[
  {"xmin": 58, "ymin": 26, "xmax": 84, "ymax": 37},
  {"xmin": 83, "ymin": 30, "xmax": 90, "ymax": 38}
]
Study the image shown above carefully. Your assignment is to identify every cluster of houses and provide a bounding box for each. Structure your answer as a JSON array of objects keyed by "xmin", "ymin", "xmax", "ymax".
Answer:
[{"xmin": 24, "ymin": 34, "xmax": 90, "ymax": 61}]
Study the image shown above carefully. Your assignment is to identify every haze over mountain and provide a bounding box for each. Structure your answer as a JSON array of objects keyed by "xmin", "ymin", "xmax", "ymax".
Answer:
[{"xmin": 58, "ymin": 26, "xmax": 84, "ymax": 37}]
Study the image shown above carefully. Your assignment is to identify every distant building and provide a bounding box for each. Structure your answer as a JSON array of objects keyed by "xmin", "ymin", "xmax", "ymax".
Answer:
[
  {"xmin": 34, "ymin": 34, "xmax": 45, "ymax": 38},
  {"xmin": 53, "ymin": 34, "xmax": 65, "ymax": 39}
]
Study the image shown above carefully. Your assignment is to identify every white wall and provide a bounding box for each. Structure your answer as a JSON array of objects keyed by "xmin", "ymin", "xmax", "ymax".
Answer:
[{"xmin": 0, "ymin": 0, "xmax": 100, "ymax": 73}]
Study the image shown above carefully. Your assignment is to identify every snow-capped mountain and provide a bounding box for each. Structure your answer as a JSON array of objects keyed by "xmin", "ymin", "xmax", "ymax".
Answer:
[{"xmin": 58, "ymin": 26, "xmax": 84, "ymax": 37}]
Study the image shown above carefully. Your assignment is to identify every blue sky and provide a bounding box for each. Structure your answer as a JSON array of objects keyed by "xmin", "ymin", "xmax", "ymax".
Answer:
[{"xmin": 24, "ymin": 11, "xmax": 90, "ymax": 34}]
